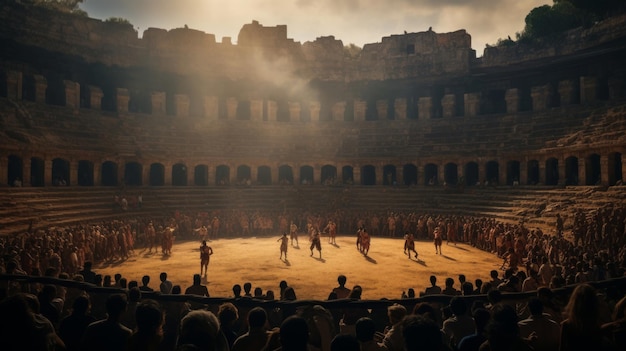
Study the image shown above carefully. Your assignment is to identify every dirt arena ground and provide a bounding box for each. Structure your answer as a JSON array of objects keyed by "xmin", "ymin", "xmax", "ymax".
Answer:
[{"xmin": 96, "ymin": 235, "xmax": 503, "ymax": 300}]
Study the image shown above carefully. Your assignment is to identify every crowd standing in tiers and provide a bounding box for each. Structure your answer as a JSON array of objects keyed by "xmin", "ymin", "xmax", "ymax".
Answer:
[{"xmin": 1, "ymin": 204, "xmax": 626, "ymax": 350}]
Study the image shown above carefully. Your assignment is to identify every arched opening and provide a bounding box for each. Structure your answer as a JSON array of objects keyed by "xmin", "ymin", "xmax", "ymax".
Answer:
[
  {"xmin": 194, "ymin": 165, "xmax": 208, "ymax": 186},
  {"xmin": 78, "ymin": 160, "xmax": 94, "ymax": 186},
  {"xmin": 257, "ymin": 166, "xmax": 272, "ymax": 185},
  {"xmin": 464, "ymin": 162, "xmax": 479, "ymax": 186},
  {"xmin": 608, "ymin": 152, "xmax": 623, "ymax": 186},
  {"xmin": 279, "ymin": 165, "xmax": 293, "ymax": 185},
  {"xmin": 342, "ymin": 166, "xmax": 354, "ymax": 184},
  {"xmin": 124, "ymin": 162, "xmax": 142, "ymax": 186},
  {"xmin": 321, "ymin": 165, "xmax": 337, "ymax": 185},
  {"xmin": 102, "ymin": 161, "xmax": 118, "ymax": 186},
  {"xmin": 300, "ymin": 165, "xmax": 314, "ymax": 185},
  {"xmin": 506, "ymin": 160, "xmax": 520, "ymax": 185},
  {"xmin": 383, "ymin": 165, "xmax": 396, "ymax": 185},
  {"xmin": 236, "ymin": 100, "xmax": 251, "ymax": 120},
  {"xmin": 424, "ymin": 163, "xmax": 438, "ymax": 185},
  {"xmin": 172, "ymin": 163, "xmax": 188, "ymax": 186},
  {"xmin": 31, "ymin": 157, "xmax": 45, "ymax": 187},
  {"xmin": 216, "ymin": 165, "xmax": 230, "ymax": 185},
  {"xmin": 527, "ymin": 160, "xmax": 539, "ymax": 185},
  {"xmin": 545, "ymin": 158, "xmax": 559, "ymax": 185},
  {"xmin": 444, "ymin": 163, "xmax": 458, "ymax": 185},
  {"xmin": 486, "ymin": 161, "xmax": 499, "ymax": 185},
  {"xmin": 236, "ymin": 165, "xmax": 251, "ymax": 185},
  {"xmin": 403, "ymin": 164, "xmax": 417, "ymax": 186},
  {"xmin": 7, "ymin": 155, "xmax": 23, "ymax": 186},
  {"xmin": 52, "ymin": 158, "xmax": 70, "ymax": 185},
  {"xmin": 565, "ymin": 156, "xmax": 579, "ymax": 185},
  {"xmin": 150, "ymin": 163, "xmax": 165, "ymax": 186},
  {"xmin": 361, "ymin": 165, "xmax": 376, "ymax": 185},
  {"xmin": 585, "ymin": 154, "xmax": 601, "ymax": 185}
]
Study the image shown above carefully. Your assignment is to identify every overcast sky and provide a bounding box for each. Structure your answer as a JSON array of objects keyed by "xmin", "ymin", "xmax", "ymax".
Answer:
[{"xmin": 80, "ymin": 0, "xmax": 549, "ymax": 55}]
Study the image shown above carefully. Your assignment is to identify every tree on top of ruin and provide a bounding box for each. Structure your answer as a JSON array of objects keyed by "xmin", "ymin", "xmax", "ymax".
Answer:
[{"xmin": 26, "ymin": 0, "xmax": 87, "ymax": 16}]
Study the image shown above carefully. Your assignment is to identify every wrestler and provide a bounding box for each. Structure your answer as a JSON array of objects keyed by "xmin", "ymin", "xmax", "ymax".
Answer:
[
  {"xmin": 360, "ymin": 228, "xmax": 371, "ymax": 256},
  {"xmin": 290, "ymin": 221, "xmax": 299, "ymax": 247},
  {"xmin": 324, "ymin": 220, "xmax": 337, "ymax": 244},
  {"xmin": 404, "ymin": 231, "xmax": 418, "ymax": 259},
  {"xmin": 200, "ymin": 240, "xmax": 213, "ymax": 276},
  {"xmin": 145, "ymin": 222, "xmax": 156, "ymax": 253},
  {"xmin": 278, "ymin": 233, "xmax": 289, "ymax": 260},
  {"xmin": 310, "ymin": 229, "xmax": 322, "ymax": 258},
  {"xmin": 434, "ymin": 227, "xmax": 443, "ymax": 255}
]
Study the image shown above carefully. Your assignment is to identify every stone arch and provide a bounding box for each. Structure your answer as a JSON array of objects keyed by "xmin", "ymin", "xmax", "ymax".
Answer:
[
  {"xmin": 527, "ymin": 160, "xmax": 540, "ymax": 185},
  {"xmin": 403, "ymin": 164, "xmax": 417, "ymax": 186},
  {"xmin": 424, "ymin": 163, "xmax": 438, "ymax": 185},
  {"xmin": 257, "ymin": 165, "xmax": 272, "ymax": 185},
  {"xmin": 52, "ymin": 158, "xmax": 70, "ymax": 185},
  {"xmin": 78, "ymin": 160, "xmax": 94, "ymax": 186},
  {"xmin": 194, "ymin": 165, "xmax": 208, "ymax": 186},
  {"xmin": 321, "ymin": 165, "xmax": 337, "ymax": 185},
  {"xmin": 444, "ymin": 163, "xmax": 458, "ymax": 185},
  {"xmin": 46, "ymin": 74, "xmax": 65, "ymax": 106},
  {"xmin": 464, "ymin": 162, "xmax": 479, "ymax": 186},
  {"xmin": 279, "ymin": 165, "xmax": 293, "ymax": 185},
  {"xmin": 31, "ymin": 157, "xmax": 45, "ymax": 187},
  {"xmin": 172, "ymin": 163, "xmax": 188, "ymax": 186},
  {"xmin": 486, "ymin": 161, "xmax": 499, "ymax": 185},
  {"xmin": 236, "ymin": 165, "xmax": 251, "ymax": 184},
  {"xmin": 342, "ymin": 165, "xmax": 354, "ymax": 184},
  {"xmin": 361, "ymin": 165, "xmax": 376, "ymax": 185},
  {"xmin": 216, "ymin": 165, "xmax": 230, "ymax": 185},
  {"xmin": 124, "ymin": 162, "xmax": 142, "ymax": 186},
  {"xmin": 102, "ymin": 161, "xmax": 118, "ymax": 186},
  {"xmin": 383, "ymin": 164, "xmax": 396, "ymax": 185},
  {"xmin": 545, "ymin": 158, "xmax": 559, "ymax": 185},
  {"xmin": 585, "ymin": 154, "xmax": 601, "ymax": 185},
  {"xmin": 150, "ymin": 163, "xmax": 165, "ymax": 186},
  {"xmin": 608, "ymin": 152, "xmax": 623, "ymax": 186},
  {"xmin": 506, "ymin": 160, "xmax": 520, "ymax": 185},
  {"xmin": 7, "ymin": 155, "xmax": 23, "ymax": 186},
  {"xmin": 300, "ymin": 165, "xmax": 314, "ymax": 185},
  {"xmin": 565, "ymin": 156, "xmax": 579, "ymax": 185},
  {"xmin": 236, "ymin": 100, "xmax": 251, "ymax": 120},
  {"xmin": 365, "ymin": 100, "xmax": 378, "ymax": 121}
]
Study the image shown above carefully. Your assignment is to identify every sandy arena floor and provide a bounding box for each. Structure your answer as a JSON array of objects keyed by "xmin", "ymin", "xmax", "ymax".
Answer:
[{"xmin": 96, "ymin": 235, "xmax": 503, "ymax": 300}]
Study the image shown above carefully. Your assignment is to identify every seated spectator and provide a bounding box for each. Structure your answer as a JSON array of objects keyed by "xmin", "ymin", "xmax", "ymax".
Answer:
[
  {"xmin": 442, "ymin": 277, "xmax": 460, "ymax": 296},
  {"xmin": 300, "ymin": 305, "xmax": 335, "ymax": 351},
  {"xmin": 380, "ymin": 303, "xmax": 407, "ymax": 351},
  {"xmin": 423, "ymin": 275, "xmax": 442, "ymax": 296},
  {"xmin": 279, "ymin": 316, "xmax": 310, "ymax": 351},
  {"xmin": 457, "ymin": 308, "xmax": 490, "ymax": 351},
  {"xmin": 402, "ymin": 314, "xmax": 443, "ymax": 351},
  {"xmin": 139, "ymin": 275, "xmax": 154, "ymax": 292},
  {"xmin": 355, "ymin": 317, "xmax": 386, "ymax": 351},
  {"xmin": 177, "ymin": 310, "xmax": 228, "ymax": 351},
  {"xmin": 81, "ymin": 293, "xmax": 132, "ymax": 351},
  {"xmin": 517, "ymin": 297, "xmax": 559, "ymax": 351},
  {"xmin": 231, "ymin": 307, "xmax": 273, "ymax": 351},
  {"xmin": 332, "ymin": 275, "xmax": 351, "ymax": 299},
  {"xmin": 217, "ymin": 302, "xmax": 240, "ymax": 349},
  {"xmin": 442, "ymin": 297, "xmax": 475, "ymax": 350},
  {"xmin": 159, "ymin": 272, "xmax": 173, "ymax": 294},
  {"xmin": 602, "ymin": 295, "xmax": 626, "ymax": 350},
  {"xmin": 128, "ymin": 299, "xmax": 164, "ymax": 351},
  {"xmin": 330, "ymin": 334, "xmax": 360, "ymax": 351},
  {"xmin": 59, "ymin": 295, "xmax": 96, "ymax": 351},
  {"xmin": 482, "ymin": 304, "xmax": 532, "ymax": 351}
]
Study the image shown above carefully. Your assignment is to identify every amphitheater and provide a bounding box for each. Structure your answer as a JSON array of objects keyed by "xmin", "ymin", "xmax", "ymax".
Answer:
[{"xmin": 1, "ymin": 0, "xmax": 626, "ymax": 334}]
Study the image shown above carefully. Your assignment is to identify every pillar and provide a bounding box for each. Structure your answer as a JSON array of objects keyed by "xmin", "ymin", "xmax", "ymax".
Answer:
[
  {"xmin": 187, "ymin": 165, "xmax": 194, "ymax": 186},
  {"xmin": 354, "ymin": 100, "xmax": 366, "ymax": 121},
  {"xmin": 309, "ymin": 101, "xmax": 321, "ymax": 122},
  {"xmin": 207, "ymin": 165, "xmax": 215, "ymax": 186},
  {"xmin": 441, "ymin": 94, "xmax": 456, "ymax": 118},
  {"xmin": 44, "ymin": 158, "xmax": 53, "ymax": 186},
  {"xmin": 397, "ymin": 165, "xmax": 404, "ymax": 185},
  {"xmin": 250, "ymin": 99, "xmax": 263, "ymax": 121},
  {"xmin": 151, "ymin": 92, "xmax": 166, "ymax": 115},
  {"xmin": 313, "ymin": 166, "xmax": 321, "ymax": 185},
  {"xmin": 558, "ymin": 159, "xmax": 566, "ymax": 185},
  {"xmin": 6, "ymin": 70, "xmax": 22, "ymax": 100},
  {"xmin": 558, "ymin": 80, "xmax": 575, "ymax": 106},
  {"xmin": 164, "ymin": 163, "xmax": 173, "ymax": 186},
  {"xmin": 376, "ymin": 100, "xmax": 387, "ymax": 120},
  {"xmin": 464, "ymin": 93, "xmax": 480, "ymax": 117},
  {"xmin": 578, "ymin": 157, "xmax": 586, "ymax": 186},
  {"xmin": 174, "ymin": 94, "xmax": 190, "ymax": 117},
  {"xmin": 519, "ymin": 161, "xmax": 527, "ymax": 185},
  {"xmin": 267, "ymin": 100, "xmax": 277, "ymax": 121},
  {"xmin": 601, "ymin": 154, "xmax": 609, "ymax": 186},
  {"xmin": 22, "ymin": 158, "xmax": 31, "ymax": 186},
  {"xmin": 580, "ymin": 76, "xmax": 597, "ymax": 104},
  {"xmin": 331, "ymin": 102, "xmax": 346, "ymax": 121},
  {"xmin": 70, "ymin": 160, "xmax": 78, "ymax": 186},
  {"xmin": 34, "ymin": 75, "xmax": 47, "ymax": 103},
  {"xmin": 505, "ymin": 89, "xmax": 520, "ymax": 114},
  {"xmin": 87, "ymin": 86, "xmax": 103, "ymax": 110},
  {"xmin": 531, "ymin": 84, "xmax": 551, "ymax": 111},
  {"xmin": 142, "ymin": 165, "xmax": 150, "ymax": 188},
  {"xmin": 93, "ymin": 162, "xmax": 101, "ymax": 186},
  {"xmin": 353, "ymin": 166, "xmax": 361, "ymax": 185},
  {"xmin": 477, "ymin": 161, "xmax": 486, "ymax": 184},
  {"xmin": 394, "ymin": 98, "xmax": 407, "ymax": 120},
  {"xmin": 116, "ymin": 88, "xmax": 130, "ymax": 114},
  {"xmin": 226, "ymin": 97, "xmax": 237, "ymax": 120},
  {"xmin": 376, "ymin": 165, "xmax": 384, "ymax": 185},
  {"xmin": 608, "ymin": 77, "xmax": 623, "ymax": 100},
  {"xmin": 0, "ymin": 157, "xmax": 7, "ymax": 185},
  {"xmin": 203, "ymin": 96, "xmax": 219, "ymax": 120},
  {"xmin": 63, "ymin": 80, "xmax": 80, "ymax": 109},
  {"xmin": 289, "ymin": 102, "xmax": 301, "ymax": 121},
  {"xmin": 538, "ymin": 161, "xmax": 546, "ymax": 185},
  {"xmin": 418, "ymin": 97, "xmax": 432, "ymax": 119}
]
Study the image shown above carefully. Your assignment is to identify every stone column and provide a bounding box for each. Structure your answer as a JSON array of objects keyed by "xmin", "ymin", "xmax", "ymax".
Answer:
[
  {"xmin": 118, "ymin": 162, "xmax": 126, "ymax": 187},
  {"xmin": 34, "ymin": 75, "xmax": 47, "ymax": 103},
  {"xmin": 376, "ymin": 100, "xmax": 388, "ymax": 120},
  {"xmin": 354, "ymin": 100, "xmax": 366, "ymax": 121},
  {"xmin": 164, "ymin": 163, "xmax": 173, "ymax": 186},
  {"xmin": 538, "ymin": 161, "xmax": 546, "ymax": 185},
  {"xmin": 93, "ymin": 162, "xmax": 101, "ymax": 186},
  {"xmin": 394, "ymin": 98, "xmax": 407, "ymax": 120},
  {"xmin": 142, "ymin": 164, "xmax": 150, "ymax": 187},
  {"xmin": 441, "ymin": 94, "xmax": 456, "ymax": 118},
  {"xmin": 531, "ymin": 85, "xmax": 551, "ymax": 111},
  {"xmin": 600, "ymin": 154, "xmax": 609, "ymax": 186},
  {"xmin": 505, "ymin": 89, "xmax": 520, "ymax": 114},
  {"xmin": 397, "ymin": 165, "xmax": 404, "ymax": 185},
  {"xmin": 309, "ymin": 101, "xmax": 321, "ymax": 122},
  {"xmin": 289, "ymin": 102, "xmax": 301, "ymax": 122},
  {"xmin": 203, "ymin": 96, "xmax": 219, "ymax": 120},
  {"xmin": 608, "ymin": 77, "xmax": 623, "ymax": 100},
  {"xmin": 0, "ymin": 157, "xmax": 7, "ymax": 185},
  {"xmin": 331, "ymin": 102, "xmax": 346, "ymax": 121},
  {"xmin": 174, "ymin": 94, "xmax": 190, "ymax": 117},
  {"xmin": 580, "ymin": 76, "xmax": 597, "ymax": 104},
  {"xmin": 87, "ymin": 86, "xmax": 103, "ymax": 110},
  {"xmin": 418, "ymin": 97, "xmax": 432, "ymax": 119},
  {"xmin": 519, "ymin": 161, "xmax": 527, "ymax": 185},
  {"xmin": 151, "ymin": 92, "xmax": 166, "ymax": 115},
  {"xmin": 313, "ymin": 166, "xmax": 321, "ymax": 185},
  {"xmin": 6, "ymin": 70, "xmax": 23, "ymax": 100},
  {"xmin": 22, "ymin": 158, "xmax": 31, "ymax": 186},
  {"xmin": 477, "ymin": 161, "xmax": 486, "ymax": 185},
  {"xmin": 558, "ymin": 80, "xmax": 575, "ymax": 106},
  {"xmin": 353, "ymin": 165, "xmax": 361, "ymax": 185},
  {"xmin": 267, "ymin": 100, "xmax": 277, "ymax": 121},
  {"xmin": 69, "ymin": 160, "xmax": 78, "ymax": 186},
  {"xmin": 187, "ymin": 165, "xmax": 195, "ymax": 185},
  {"xmin": 207, "ymin": 165, "xmax": 215, "ymax": 186},
  {"xmin": 464, "ymin": 93, "xmax": 480, "ymax": 117},
  {"xmin": 116, "ymin": 88, "xmax": 130, "ymax": 114},
  {"xmin": 558, "ymin": 158, "xmax": 566, "ymax": 185},
  {"xmin": 63, "ymin": 80, "xmax": 80, "ymax": 109},
  {"xmin": 44, "ymin": 158, "xmax": 53, "ymax": 186},
  {"xmin": 250, "ymin": 99, "xmax": 264, "ymax": 121},
  {"xmin": 578, "ymin": 157, "xmax": 586, "ymax": 186},
  {"xmin": 226, "ymin": 98, "xmax": 238, "ymax": 120},
  {"xmin": 376, "ymin": 165, "xmax": 384, "ymax": 185}
]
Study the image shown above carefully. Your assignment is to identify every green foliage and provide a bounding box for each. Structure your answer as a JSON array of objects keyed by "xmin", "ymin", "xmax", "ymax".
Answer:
[
  {"xmin": 29, "ymin": 0, "xmax": 87, "ymax": 15},
  {"xmin": 105, "ymin": 17, "xmax": 132, "ymax": 25},
  {"xmin": 555, "ymin": 0, "xmax": 625, "ymax": 19},
  {"xmin": 518, "ymin": 2, "xmax": 583, "ymax": 42},
  {"xmin": 343, "ymin": 43, "xmax": 362, "ymax": 59}
]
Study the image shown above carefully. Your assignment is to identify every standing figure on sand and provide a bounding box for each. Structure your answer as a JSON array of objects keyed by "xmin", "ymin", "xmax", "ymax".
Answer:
[
  {"xmin": 324, "ymin": 220, "xmax": 337, "ymax": 245},
  {"xmin": 199, "ymin": 240, "xmax": 213, "ymax": 277},
  {"xmin": 290, "ymin": 221, "xmax": 299, "ymax": 247},
  {"xmin": 357, "ymin": 228, "xmax": 371, "ymax": 256},
  {"xmin": 310, "ymin": 229, "xmax": 322, "ymax": 258},
  {"xmin": 434, "ymin": 227, "xmax": 443, "ymax": 255},
  {"xmin": 278, "ymin": 233, "xmax": 289, "ymax": 260},
  {"xmin": 162, "ymin": 224, "xmax": 175, "ymax": 256},
  {"xmin": 404, "ymin": 231, "xmax": 418, "ymax": 259}
]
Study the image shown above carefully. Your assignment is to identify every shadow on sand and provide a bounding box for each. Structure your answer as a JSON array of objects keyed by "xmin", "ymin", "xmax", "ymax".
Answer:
[
  {"xmin": 441, "ymin": 255, "xmax": 457, "ymax": 261},
  {"xmin": 364, "ymin": 255, "xmax": 377, "ymax": 264},
  {"xmin": 312, "ymin": 256, "xmax": 326, "ymax": 263},
  {"xmin": 282, "ymin": 258, "xmax": 291, "ymax": 266}
]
